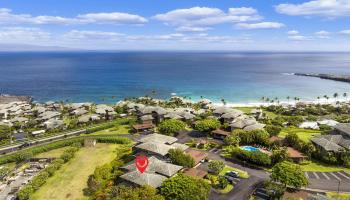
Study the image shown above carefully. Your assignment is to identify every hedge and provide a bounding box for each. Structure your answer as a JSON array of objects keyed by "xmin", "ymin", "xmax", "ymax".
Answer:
[
  {"xmin": 0, "ymin": 135, "xmax": 131, "ymax": 165},
  {"xmin": 231, "ymin": 147, "xmax": 271, "ymax": 167}
]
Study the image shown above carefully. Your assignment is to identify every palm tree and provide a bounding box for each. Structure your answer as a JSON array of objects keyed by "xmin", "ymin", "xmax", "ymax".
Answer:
[
  {"xmin": 221, "ymin": 98, "xmax": 226, "ymax": 105},
  {"xmin": 261, "ymin": 97, "xmax": 265, "ymax": 102},
  {"xmin": 333, "ymin": 93, "xmax": 338, "ymax": 101},
  {"xmin": 287, "ymin": 96, "xmax": 290, "ymax": 103},
  {"xmin": 323, "ymin": 95, "xmax": 328, "ymax": 104},
  {"xmin": 317, "ymin": 96, "xmax": 320, "ymax": 104},
  {"xmin": 343, "ymin": 92, "xmax": 347, "ymax": 101}
]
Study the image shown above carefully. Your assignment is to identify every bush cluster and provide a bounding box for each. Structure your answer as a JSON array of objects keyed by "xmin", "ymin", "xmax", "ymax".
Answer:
[
  {"xmin": 159, "ymin": 119, "xmax": 186, "ymax": 136},
  {"xmin": 232, "ymin": 129, "xmax": 270, "ymax": 146},
  {"xmin": 231, "ymin": 147, "xmax": 271, "ymax": 167},
  {"xmin": 168, "ymin": 148, "xmax": 195, "ymax": 168},
  {"xmin": 195, "ymin": 119, "xmax": 221, "ymax": 133}
]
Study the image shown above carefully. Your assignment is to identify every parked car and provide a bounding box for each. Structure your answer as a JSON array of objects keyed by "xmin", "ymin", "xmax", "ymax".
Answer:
[
  {"xmin": 224, "ymin": 171, "xmax": 240, "ymax": 183},
  {"xmin": 225, "ymin": 171, "xmax": 239, "ymax": 178}
]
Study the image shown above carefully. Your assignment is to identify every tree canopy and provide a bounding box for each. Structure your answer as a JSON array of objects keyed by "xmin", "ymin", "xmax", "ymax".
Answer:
[
  {"xmin": 160, "ymin": 174, "xmax": 211, "ymax": 200},
  {"xmin": 195, "ymin": 119, "xmax": 220, "ymax": 133},
  {"xmin": 110, "ymin": 185, "xmax": 164, "ymax": 200},
  {"xmin": 208, "ymin": 160, "xmax": 225, "ymax": 175},
  {"xmin": 168, "ymin": 148, "xmax": 195, "ymax": 168},
  {"xmin": 271, "ymin": 161, "xmax": 308, "ymax": 188},
  {"xmin": 158, "ymin": 119, "xmax": 186, "ymax": 136}
]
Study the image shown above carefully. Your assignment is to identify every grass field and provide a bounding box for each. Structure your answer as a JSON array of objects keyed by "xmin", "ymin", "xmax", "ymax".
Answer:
[
  {"xmin": 300, "ymin": 160, "xmax": 350, "ymax": 174},
  {"xmin": 34, "ymin": 147, "xmax": 69, "ymax": 158},
  {"xmin": 326, "ymin": 192, "xmax": 350, "ymax": 200},
  {"xmin": 89, "ymin": 125, "xmax": 131, "ymax": 135},
  {"xmin": 235, "ymin": 107, "xmax": 277, "ymax": 119},
  {"xmin": 279, "ymin": 127, "xmax": 321, "ymax": 142},
  {"xmin": 30, "ymin": 143, "xmax": 121, "ymax": 200}
]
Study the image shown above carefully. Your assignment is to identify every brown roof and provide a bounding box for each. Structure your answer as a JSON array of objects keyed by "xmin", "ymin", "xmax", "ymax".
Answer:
[
  {"xmin": 185, "ymin": 148, "xmax": 208, "ymax": 165},
  {"xmin": 132, "ymin": 123, "xmax": 154, "ymax": 130},
  {"xmin": 0, "ymin": 95, "xmax": 32, "ymax": 104},
  {"xmin": 287, "ymin": 147, "xmax": 307, "ymax": 158},
  {"xmin": 269, "ymin": 136, "xmax": 283, "ymax": 142},
  {"xmin": 212, "ymin": 129, "xmax": 230, "ymax": 136},
  {"xmin": 183, "ymin": 168, "xmax": 208, "ymax": 178}
]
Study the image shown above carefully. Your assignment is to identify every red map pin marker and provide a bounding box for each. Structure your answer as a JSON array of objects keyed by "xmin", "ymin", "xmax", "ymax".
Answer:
[{"xmin": 135, "ymin": 155, "xmax": 149, "ymax": 173}]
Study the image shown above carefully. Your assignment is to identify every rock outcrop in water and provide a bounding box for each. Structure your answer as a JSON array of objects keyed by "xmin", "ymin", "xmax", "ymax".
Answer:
[{"xmin": 295, "ymin": 73, "xmax": 350, "ymax": 83}]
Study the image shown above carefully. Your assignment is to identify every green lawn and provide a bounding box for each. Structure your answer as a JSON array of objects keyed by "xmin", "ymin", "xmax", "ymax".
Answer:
[
  {"xmin": 279, "ymin": 127, "xmax": 321, "ymax": 142},
  {"xmin": 217, "ymin": 184, "xmax": 234, "ymax": 194},
  {"xmin": 89, "ymin": 125, "xmax": 131, "ymax": 135},
  {"xmin": 219, "ymin": 165, "xmax": 250, "ymax": 179},
  {"xmin": 235, "ymin": 107, "xmax": 254, "ymax": 113},
  {"xmin": 30, "ymin": 143, "xmax": 122, "ymax": 200},
  {"xmin": 326, "ymin": 192, "xmax": 350, "ymax": 200},
  {"xmin": 235, "ymin": 107, "xmax": 277, "ymax": 119},
  {"xmin": 300, "ymin": 160, "xmax": 350, "ymax": 174},
  {"xmin": 34, "ymin": 147, "xmax": 69, "ymax": 158}
]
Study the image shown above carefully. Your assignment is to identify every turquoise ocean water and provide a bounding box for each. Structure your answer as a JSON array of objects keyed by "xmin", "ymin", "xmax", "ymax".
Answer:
[{"xmin": 0, "ymin": 51, "xmax": 350, "ymax": 103}]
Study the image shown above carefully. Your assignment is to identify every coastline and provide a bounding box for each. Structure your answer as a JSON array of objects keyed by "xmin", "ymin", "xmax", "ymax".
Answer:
[{"xmin": 211, "ymin": 97, "xmax": 349, "ymax": 108}]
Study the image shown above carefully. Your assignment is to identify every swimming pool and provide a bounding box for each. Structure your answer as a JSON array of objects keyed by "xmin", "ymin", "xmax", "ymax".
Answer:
[{"xmin": 240, "ymin": 146, "xmax": 260, "ymax": 152}]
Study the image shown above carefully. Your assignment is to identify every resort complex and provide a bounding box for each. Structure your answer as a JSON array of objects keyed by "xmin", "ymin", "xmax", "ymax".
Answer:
[{"xmin": 0, "ymin": 94, "xmax": 350, "ymax": 200}]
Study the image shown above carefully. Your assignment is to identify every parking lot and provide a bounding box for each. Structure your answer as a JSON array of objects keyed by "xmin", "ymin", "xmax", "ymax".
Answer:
[{"xmin": 305, "ymin": 171, "xmax": 350, "ymax": 181}]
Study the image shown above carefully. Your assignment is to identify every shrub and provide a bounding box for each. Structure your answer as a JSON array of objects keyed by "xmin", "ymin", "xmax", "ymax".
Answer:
[
  {"xmin": 208, "ymin": 160, "xmax": 225, "ymax": 175},
  {"xmin": 161, "ymin": 173, "xmax": 211, "ymax": 200},
  {"xmin": 17, "ymin": 185, "xmax": 34, "ymax": 200},
  {"xmin": 271, "ymin": 147, "xmax": 289, "ymax": 165},
  {"xmin": 217, "ymin": 175, "xmax": 229, "ymax": 189},
  {"xmin": 195, "ymin": 119, "xmax": 220, "ymax": 133},
  {"xmin": 31, "ymin": 171, "xmax": 49, "ymax": 190},
  {"xmin": 233, "ymin": 129, "xmax": 270, "ymax": 146},
  {"xmin": 265, "ymin": 125, "xmax": 282, "ymax": 137},
  {"xmin": 60, "ymin": 147, "xmax": 79, "ymax": 163},
  {"xmin": 14, "ymin": 151, "xmax": 33, "ymax": 163},
  {"xmin": 159, "ymin": 119, "xmax": 186, "ymax": 136},
  {"xmin": 231, "ymin": 147, "xmax": 271, "ymax": 167},
  {"xmin": 168, "ymin": 148, "xmax": 195, "ymax": 168},
  {"xmin": 224, "ymin": 135, "xmax": 240, "ymax": 146}
]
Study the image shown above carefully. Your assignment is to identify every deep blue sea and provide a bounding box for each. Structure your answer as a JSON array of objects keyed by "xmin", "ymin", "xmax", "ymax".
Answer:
[{"xmin": 1, "ymin": 51, "xmax": 350, "ymax": 104}]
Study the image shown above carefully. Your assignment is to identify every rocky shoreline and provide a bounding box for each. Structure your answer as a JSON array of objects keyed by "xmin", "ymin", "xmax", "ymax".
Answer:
[{"xmin": 295, "ymin": 73, "xmax": 350, "ymax": 83}]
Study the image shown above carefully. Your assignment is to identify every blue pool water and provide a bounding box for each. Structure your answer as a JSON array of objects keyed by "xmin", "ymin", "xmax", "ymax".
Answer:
[
  {"xmin": 241, "ymin": 146, "xmax": 260, "ymax": 152},
  {"xmin": 1, "ymin": 51, "xmax": 350, "ymax": 103}
]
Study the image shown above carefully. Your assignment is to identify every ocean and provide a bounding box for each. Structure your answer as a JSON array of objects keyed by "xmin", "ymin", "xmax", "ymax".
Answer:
[{"xmin": 0, "ymin": 51, "xmax": 350, "ymax": 104}]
